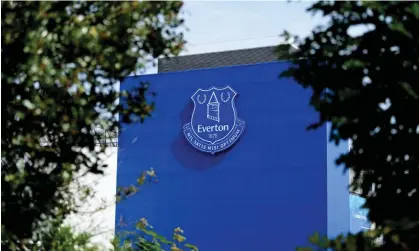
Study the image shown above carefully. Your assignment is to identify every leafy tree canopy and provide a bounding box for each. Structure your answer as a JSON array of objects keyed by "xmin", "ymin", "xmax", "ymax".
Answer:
[
  {"xmin": 1, "ymin": 1, "xmax": 185, "ymax": 249},
  {"xmin": 282, "ymin": 1, "xmax": 418, "ymax": 250}
]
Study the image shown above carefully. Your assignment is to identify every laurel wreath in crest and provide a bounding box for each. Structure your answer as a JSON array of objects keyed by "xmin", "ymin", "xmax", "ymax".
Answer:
[
  {"xmin": 221, "ymin": 92, "xmax": 230, "ymax": 103},
  {"xmin": 197, "ymin": 94, "xmax": 207, "ymax": 104}
]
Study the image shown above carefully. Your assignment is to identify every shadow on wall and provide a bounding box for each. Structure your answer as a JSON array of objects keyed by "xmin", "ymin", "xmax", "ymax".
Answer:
[{"xmin": 170, "ymin": 101, "xmax": 239, "ymax": 171}]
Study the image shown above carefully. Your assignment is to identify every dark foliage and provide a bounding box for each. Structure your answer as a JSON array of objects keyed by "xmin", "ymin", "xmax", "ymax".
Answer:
[
  {"xmin": 1, "ymin": 1, "xmax": 185, "ymax": 249},
  {"xmin": 281, "ymin": 1, "xmax": 419, "ymax": 250}
]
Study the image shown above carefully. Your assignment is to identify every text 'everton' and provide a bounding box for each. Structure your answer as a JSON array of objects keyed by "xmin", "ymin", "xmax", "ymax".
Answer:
[{"xmin": 197, "ymin": 124, "xmax": 229, "ymax": 133}]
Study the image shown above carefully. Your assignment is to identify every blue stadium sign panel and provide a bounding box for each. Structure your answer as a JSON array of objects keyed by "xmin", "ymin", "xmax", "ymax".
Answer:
[{"xmin": 116, "ymin": 61, "xmax": 352, "ymax": 250}]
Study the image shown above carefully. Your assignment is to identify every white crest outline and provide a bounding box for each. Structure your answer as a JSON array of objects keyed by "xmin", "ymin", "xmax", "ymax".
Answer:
[{"xmin": 190, "ymin": 86, "xmax": 238, "ymax": 145}]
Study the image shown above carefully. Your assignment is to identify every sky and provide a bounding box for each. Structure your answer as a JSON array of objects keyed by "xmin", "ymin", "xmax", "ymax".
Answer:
[
  {"xmin": 183, "ymin": 1, "xmax": 323, "ymax": 54},
  {"xmin": 145, "ymin": 1, "xmax": 325, "ymax": 74}
]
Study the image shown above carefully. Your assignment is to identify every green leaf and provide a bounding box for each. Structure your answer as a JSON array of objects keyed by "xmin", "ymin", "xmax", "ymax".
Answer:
[
  {"xmin": 184, "ymin": 243, "xmax": 199, "ymax": 251},
  {"xmin": 400, "ymin": 82, "xmax": 419, "ymax": 99},
  {"xmin": 389, "ymin": 23, "xmax": 413, "ymax": 38},
  {"xmin": 309, "ymin": 232, "xmax": 320, "ymax": 244},
  {"xmin": 173, "ymin": 233, "xmax": 186, "ymax": 243},
  {"xmin": 342, "ymin": 59, "xmax": 365, "ymax": 69}
]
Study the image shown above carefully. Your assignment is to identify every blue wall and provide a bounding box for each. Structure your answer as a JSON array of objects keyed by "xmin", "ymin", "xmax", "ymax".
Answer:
[
  {"xmin": 327, "ymin": 123, "xmax": 350, "ymax": 238},
  {"xmin": 116, "ymin": 61, "xmax": 349, "ymax": 250}
]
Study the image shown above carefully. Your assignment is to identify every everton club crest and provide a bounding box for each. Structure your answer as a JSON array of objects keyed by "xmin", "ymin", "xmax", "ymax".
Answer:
[{"xmin": 183, "ymin": 86, "xmax": 245, "ymax": 154}]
